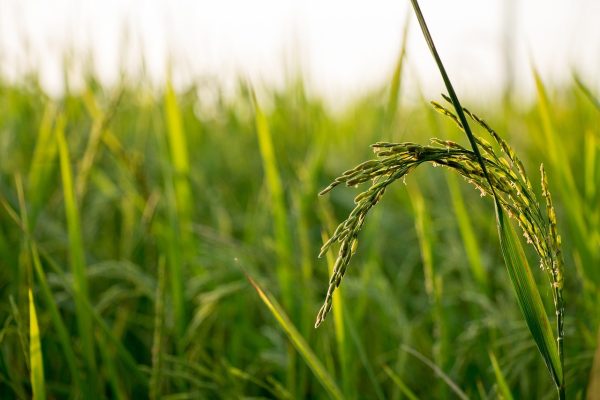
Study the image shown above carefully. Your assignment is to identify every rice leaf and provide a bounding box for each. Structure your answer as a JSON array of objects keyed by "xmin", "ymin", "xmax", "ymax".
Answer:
[
  {"xmin": 150, "ymin": 257, "xmax": 166, "ymax": 400},
  {"xmin": 401, "ymin": 345, "xmax": 468, "ymax": 400},
  {"xmin": 37, "ymin": 248, "xmax": 147, "ymax": 386},
  {"xmin": 383, "ymin": 365, "xmax": 420, "ymax": 400},
  {"xmin": 250, "ymin": 88, "xmax": 293, "ymax": 307},
  {"xmin": 30, "ymin": 243, "xmax": 83, "ymax": 392},
  {"xmin": 97, "ymin": 333, "xmax": 127, "ymax": 400},
  {"xmin": 489, "ymin": 351, "xmax": 514, "ymax": 400},
  {"xmin": 29, "ymin": 288, "xmax": 46, "ymax": 400},
  {"xmin": 162, "ymin": 80, "xmax": 192, "ymax": 342},
  {"xmin": 164, "ymin": 80, "xmax": 193, "ymax": 220},
  {"xmin": 247, "ymin": 275, "xmax": 343, "ymax": 400},
  {"xmin": 8, "ymin": 178, "xmax": 85, "ymax": 394},
  {"xmin": 496, "ymin": 212, "xmax": 562, "ymax": 389},
  {"xmin": 27, "ymin": 103, "xmax": 58, "ymax": 226},
  {"xmin": 386, "ymin": 11, "xmax": 410, "ymax": 126},
  {"xmin": 447, "ymin": 173, "xmax": 488, "ymax": 289}
]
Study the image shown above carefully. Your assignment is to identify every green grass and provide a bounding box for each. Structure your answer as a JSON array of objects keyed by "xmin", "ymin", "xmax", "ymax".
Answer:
[{"xmin": 0, "ymin": 43, "xmax": 598, "ymax": 398}]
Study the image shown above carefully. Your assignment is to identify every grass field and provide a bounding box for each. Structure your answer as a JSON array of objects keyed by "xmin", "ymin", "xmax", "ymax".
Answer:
[{"xmin": 0, "ymin": 40, "xmax": 599, "ymax": 398}]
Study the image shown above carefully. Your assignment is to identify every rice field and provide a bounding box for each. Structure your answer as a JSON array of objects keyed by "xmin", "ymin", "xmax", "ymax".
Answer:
[{"xmin": 0, "ymin": 14, "xmax": 599, "ymax": 399}]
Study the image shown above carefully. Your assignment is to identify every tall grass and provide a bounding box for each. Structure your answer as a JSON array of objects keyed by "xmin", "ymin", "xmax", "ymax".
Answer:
[{"xmin": 0, "ymin": 31, "xmax": 598, "ymax": 398}]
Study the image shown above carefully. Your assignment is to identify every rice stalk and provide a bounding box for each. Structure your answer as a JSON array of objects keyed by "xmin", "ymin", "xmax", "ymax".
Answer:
[
  {"xmin": 250, "ymin": 87, "xmax": 298, "ymax": 393},
  {"xmin": 489, "ymin": 351, "xmax": 513, "ymax": 400},
  {"xmin": 27, "ymin": 102, "xmax": 58, "ymax": 226},
  {"xmin": 408, "ymin": 183, "xmax": 448, "ymax": 378},
  {"xmin": 316, "ymin": 110, "xmax": 565, "ymax": 387},
  {"xmin": 162, "ymin": 79, "xmax": 193, "ymax": 343},
  {"xmin": 250, "ymin": 87, "xmax": 294, "ymax": 306},
  {"xmin": 534, "ymin": 71, "xmax": 595, "ymax": 288},
  {"xmin": 574, "ymin": 73, "xmax": 600, "ymax": 111},
  {"xmin": 385, "ymin": 10, "xmax": 410, "ymax": 128},
  {"xmin": 36, "ymin": 249, "xmax": 147, "ymax": 386},
  {"xmin": 321, "ymin": 232, "xmax": 349, "ymax": 396},
  {"xmin": 315, "ymin": 127, "xmax": 559, "ymax": 315},
  {"xmin": 97, "ymin": 333, "xmax": 127, "ymax": 400},
  {"xmin": 164, "ymin": 80, "xmax": 193, "ymax": 222},
  {"xmin": 316, "ymin": 2, "xmax": 566, "ymax": 397}
]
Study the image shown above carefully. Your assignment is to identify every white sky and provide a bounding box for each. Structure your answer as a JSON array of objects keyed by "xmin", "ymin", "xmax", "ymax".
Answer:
[{"xmin": 0, "ymin": 0, "xmax": 598, "ymax": 103}]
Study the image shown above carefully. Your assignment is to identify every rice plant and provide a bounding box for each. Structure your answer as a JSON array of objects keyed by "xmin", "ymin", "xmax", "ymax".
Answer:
[{"xmin": 316, "ymin": 1, "xmax": 566, "ymax": 398}]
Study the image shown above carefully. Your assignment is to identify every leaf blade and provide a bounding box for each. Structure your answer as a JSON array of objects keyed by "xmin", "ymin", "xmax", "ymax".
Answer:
[
  {"xmin": 497, "ymin": 212, "xmax": 562, "ymax": 387},
  {"xmin": 247, "ymin": 275, "xmax": 343, "ymax": 400},
  {"xmin": 29, "ymin": 288, "xmax": 46, "ymax": 400}
]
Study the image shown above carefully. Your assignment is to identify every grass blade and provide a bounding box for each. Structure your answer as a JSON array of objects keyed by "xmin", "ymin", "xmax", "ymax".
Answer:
[
  {"xmin": 247, "ymin": 275, "xmax": 343, "ymax": 400},
  {"xmin": 56, "ymin": 114, "xmax": 98, "ymax": 388},
  {"xmin": 534, "ymin": 70, "xmax": 597, "ymax": 286},
  {"xmin": 27, "ymin": 103, "xmax": 58, "ymax": 226},
  {"xmin": 164, "ymin": 80, "xmax": 193, "ymax": 221},
  {"xmin": 161, "ymin": 81, "xmax": 194, "ymax": 342},
  {"xmin": 401, "ymin": 345, "xmax": 468, "ymax": 400},
  {"xmin": 587, "ymin": 328, "xmax": 600, "ymax": 399},
  {"xmin": 10, "ymin": 178, "xmax": 84, "ymax": 395},
  {"xmin": 446, "ymin": 173, "xmax": 488, "ymax": 289},
  {"xmin": 497, "ymin": 213, "xmax": 562, "ymax": 390},
  {"xmin": 250, "ymin": 88, "xmax": 293, "ymax": 305},
  {"xmin": 250, "ymin": 88, "xmax": 298, "ymax": 393},
  {"xmin": 383, "ymin": 365, "xmax": 420, "ymax": 400},
  {"xmin": 150, "ymin": 257, "xmax": 166, "ymax": 400},
  {"xmin": 489, "ymin": 351, "xmax": 514, "ymax": 400},
  {"xmin": 28, "ymin": 288, "xmax": 46, "ymax": 400}
]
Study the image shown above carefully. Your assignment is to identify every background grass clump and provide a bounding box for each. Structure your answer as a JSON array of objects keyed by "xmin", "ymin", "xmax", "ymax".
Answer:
[{"xmin": 0, "ymin": 65, "xmax": 599, "ymax": 399}]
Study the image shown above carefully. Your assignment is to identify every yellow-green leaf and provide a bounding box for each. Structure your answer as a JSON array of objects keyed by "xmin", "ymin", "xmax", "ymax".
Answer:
[
  {"xmin": 247, "ymin": 275, "xmax": 343, "ymax": 400},
  {"xmin": 29, "ymin": 288, "xmax": 46, "ymax": 400}
]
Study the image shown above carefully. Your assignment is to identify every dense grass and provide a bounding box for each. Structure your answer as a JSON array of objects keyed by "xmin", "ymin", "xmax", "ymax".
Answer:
[{"xmin": 0, "ymin": 64, "xmax": 599, "ymax": 398}]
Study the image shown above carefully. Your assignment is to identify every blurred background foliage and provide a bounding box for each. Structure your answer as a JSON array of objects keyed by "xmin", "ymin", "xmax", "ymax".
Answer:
[{"xmin": 0, "ymin": 63, "xmax": 599, "ymax": 399}]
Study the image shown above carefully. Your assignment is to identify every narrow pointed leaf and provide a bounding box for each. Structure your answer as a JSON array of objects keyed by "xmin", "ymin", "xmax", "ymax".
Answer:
[
  {"xmin": 29, "ymin": 289, "xmax": 46, "ymax": 400},
  {"xmin": 497, "ymin": 213, "xmax": 562, "ymax": 387},
  {"xmin": 247, "ymin": 275, "xmax": 343, "ymax": 400}
]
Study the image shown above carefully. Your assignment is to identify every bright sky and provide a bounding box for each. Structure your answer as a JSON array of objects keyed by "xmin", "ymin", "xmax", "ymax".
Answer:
[{"xmin": 0, "ymin": 0, "xmax": 598, "ymax": 102}]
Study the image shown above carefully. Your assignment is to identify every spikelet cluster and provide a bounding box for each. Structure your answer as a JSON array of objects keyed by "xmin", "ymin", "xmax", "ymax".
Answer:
[{"xmin": 315, "ymin": 98, "xmax": 565, "ymax": 328}]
